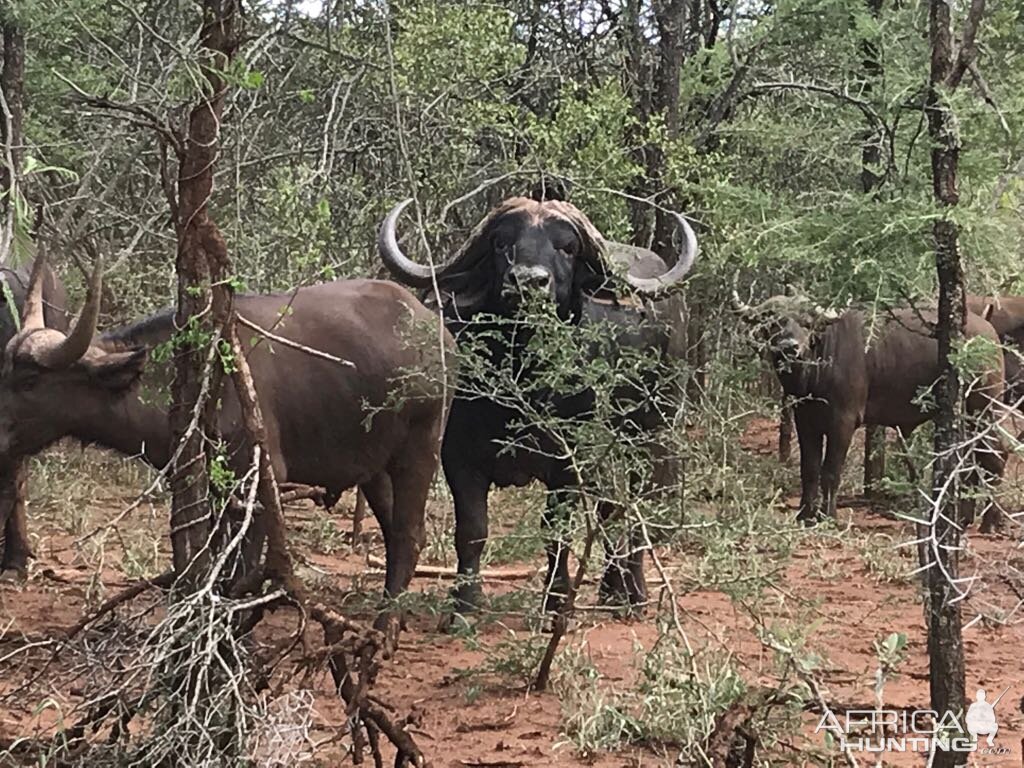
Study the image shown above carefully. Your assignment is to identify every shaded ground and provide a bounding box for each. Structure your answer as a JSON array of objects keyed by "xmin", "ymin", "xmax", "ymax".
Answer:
[{"xmin": 1, "ymin": 420, "xmax": 1023, "ymax": 766}]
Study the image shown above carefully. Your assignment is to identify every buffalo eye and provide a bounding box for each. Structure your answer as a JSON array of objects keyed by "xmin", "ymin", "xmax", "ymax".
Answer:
[{"xmin": 557, "ymin": 239, "xmax": 579, "ymax": 257}]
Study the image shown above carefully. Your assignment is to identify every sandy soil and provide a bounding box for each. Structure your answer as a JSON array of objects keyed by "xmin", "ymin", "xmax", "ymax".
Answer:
[{"xmin": 0, "ymin": 421, "xmax": 1022, "ymax": 767}]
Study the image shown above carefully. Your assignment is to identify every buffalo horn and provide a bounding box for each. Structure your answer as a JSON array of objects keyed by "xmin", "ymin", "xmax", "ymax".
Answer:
[
  {"xmin": 378, "ymin": 198, "xmax": 449, "ymax": 289},
  {"xmin": 35, "ymin": 253, "xmax": 102, "ymax": 369},
  {"xmin": 622, "ymin": 211, "xmax": 698, "ymax": 296},
  {"xmin": 731, "ymin": 289, "xmax": 757, "ymax": 322},
  {"xmin": 20, "ymin": 242, "xmax": 49, "ymax": 331}
]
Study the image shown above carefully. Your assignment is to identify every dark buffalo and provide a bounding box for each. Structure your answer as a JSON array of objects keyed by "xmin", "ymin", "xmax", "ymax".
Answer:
[
  {"xmin": 0, "ymin": 256, "xmax": 68, "ymax": 576},
  {"xmin": 968, "ymin": 294, "xmax": 1024, "ymax": 404},
  {"xmin": 0, "ymin": 249, "xmax": 454, "ymax": 596},
  {"xmin": 735, "ymin": 295, "xmax": 1008, "ymax": 528},
  {"xmin": 378, "ymin": 196, "xmax": 697, "ymax": 613}
]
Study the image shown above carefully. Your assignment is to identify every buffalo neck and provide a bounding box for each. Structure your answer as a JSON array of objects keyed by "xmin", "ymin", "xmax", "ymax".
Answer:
[
  {"xmin": 70, "ymin": 392, "xmax": 171, "ymax": 469},
  {"xmin": 67, "ymin": 310, "xmax": 180, "ymax": 467}
]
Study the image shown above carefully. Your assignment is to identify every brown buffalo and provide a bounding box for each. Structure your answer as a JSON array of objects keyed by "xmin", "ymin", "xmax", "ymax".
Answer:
[
  {"xmin": 968, "ymin": 294, "xmax": 1024, "ymax": 405},
  {"xmin": 736, "ymin": 295, "xmax": 1007, "ymax": 528},
  {"xmin": 0, "ymin": 249, "xmax": 455, "ymax": 596}
]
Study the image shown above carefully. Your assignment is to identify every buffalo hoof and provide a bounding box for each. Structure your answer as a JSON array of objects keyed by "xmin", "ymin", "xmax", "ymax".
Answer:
[
  {"xmin": 796, "ymin": 510, "xmax": 824, "ymax": 527},
  {"xmin": 530, "ymin": 609, "xmax": 576, "ymax": 635},
  {"xmin": 598, "ymin": 569, "xmax": 647, "ymax": 618},
  {"xmin": 0, "ymin": 551, "xmax": 30, "ymax": 582},
  {"xmin": 0, "ymin": 567, "xmax": 26, "ymax": 583},
  {"xmin": 542, "ymin": 583, "xmax": 570, "ymax": 615},
  {"xmin": 437, "ymin": 611, "xmax": 474, "ymax": 635},
  {"xmin": 451, "ymin": 580, "xmax": 484, "ymax": 614},
  {"xmin": 979, "ymin": 505, "xmax": 1004, "ymax": 535}
]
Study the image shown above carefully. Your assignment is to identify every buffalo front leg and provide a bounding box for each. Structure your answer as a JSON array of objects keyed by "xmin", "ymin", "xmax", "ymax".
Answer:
[
  {"xmin": 447, "ymin": 464, "xmax": 491, "ymax": 613},
  {"xmin": 0, "ymin": 461, "xmax": 32, "ymax": 578},
  {"xmin": 597, "ymin": 500, "xmax": 647, "ymax": 615},
  {"xmin": 820, "ymin": 416, "xmax": 857, "ymax": 520},
  {"xmin": 794, "ymin": 406, "xmax": 825, "ymax": 524},
  {"xmin": 975, "ymin": 427, "xmax": 1008, "ymax": 534}
]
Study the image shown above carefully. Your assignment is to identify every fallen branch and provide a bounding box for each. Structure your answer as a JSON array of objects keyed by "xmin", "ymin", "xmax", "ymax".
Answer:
[
  {"xmin": 279, "ymin": 483, "xmax": 328, "ymax": 506},
  {"xmin": 366, "ymin": 554, "xmax": 537, "ymax": 581},
  {"xmin": 64, "ymin": 570, "xmax": 175, "ymax": 641}
]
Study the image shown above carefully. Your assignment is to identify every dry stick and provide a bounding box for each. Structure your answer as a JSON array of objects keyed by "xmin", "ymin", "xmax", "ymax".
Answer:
[
  {"xmin": 365, "ymin": 554, "xmax": 537, "ymax": 581},
  {"xmin": 533, "ymin": 509, "xmax": 599, "ymax": 692},
  {"xmin": 278, "ymin": 483, "xmax": 327, "ymax": 506},
  {"xmin": 236, "ymin": 312, "xmax": 355, "ymax": 368},
  {"xmin": 63, "ymin": 571, "xmax": 175, "ymax": 642}
]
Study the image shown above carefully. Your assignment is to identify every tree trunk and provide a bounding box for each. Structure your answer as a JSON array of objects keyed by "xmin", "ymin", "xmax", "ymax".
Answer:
[
  {"xmin": 0, "ymin": 12, "xmax": 32, "ymax": 575},
  {"xmin": 0, "ymin": 11, "xmax": 24, "ymax": 205},
  {"xmin": 168, "ymin": 0, "xmax": 240, "ymax": 588},
  {"xmin": 859, "ymin": 0, "xmax": 887, "ymax": 499},
  {"xmin": 925, "ymin": 2, "xmax": 983, "ymax": 764}
]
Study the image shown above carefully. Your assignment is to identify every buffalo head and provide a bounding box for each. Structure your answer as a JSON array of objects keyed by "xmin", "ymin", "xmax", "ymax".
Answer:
[
  {"xmin": 732, "ymin": 293, "xmax": 840, "ymax": 369},
  {"xmin": 378, "ymin": 197, "xmax": 698, "ymax": 319},
  {"xmin": 0, "ymin": 248, "xmax": 145, "ymax": 467}
]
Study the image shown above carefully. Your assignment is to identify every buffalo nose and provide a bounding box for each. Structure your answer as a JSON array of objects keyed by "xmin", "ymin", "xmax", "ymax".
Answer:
[{"xmin": 507, "ymin": 265, "xmax": 553, "ymax": 292}]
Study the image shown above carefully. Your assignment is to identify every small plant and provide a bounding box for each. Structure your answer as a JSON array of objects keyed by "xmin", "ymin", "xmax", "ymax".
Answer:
[
  {"xmin": 305, "ymin": 516, "xmax": 345, "ymax": 555},
  {"xmin": 858, "ymin": 532, "xmax": 912, "ymax": 583}
]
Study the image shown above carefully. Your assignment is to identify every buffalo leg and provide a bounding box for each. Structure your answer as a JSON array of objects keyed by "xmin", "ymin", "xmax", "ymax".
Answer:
[
  {"xmin": 542, "ymin": 488, "xmax": 574, "ymax": 613},
  {"xmin": 0, "ymin": 461, "xmax": 32, "ymax": 577},
  {"xmin": 597, "ymin": 500, "xmax": 647, "ymax": 615},
  {"xmin": 821, "ymin": 416, "xmax": 857, "ymax": 520},
  {"xmin": 360, "ymin": 469, "xmax": 426, "ymax": 599},
  {"xmin": 447, "ymin": 463, "xmax": 490, "ymax": 613},
  {"xmin": 794, "ymin": 407, "xmax": 825, "ymax": 523},
  {"xmin": 359, "ymin": 472, "xmax": 404, "ymax": 647},
  {"xmin": 975, "ymin": 428, "xmax": 1008, "ymax": 534}
]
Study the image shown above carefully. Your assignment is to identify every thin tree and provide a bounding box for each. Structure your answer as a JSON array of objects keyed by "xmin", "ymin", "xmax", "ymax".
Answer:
[
  {"xmin": 860, "ymin": 0, "xmax": 887, "ymax": 498},
  {"xmin": 168, "ymin": 0, "xmax": 240, "ymax": 587},
  {"xmin": 925, "ymin": 2, "xmax": 985, "ymax": 765},
  {"xmin": 0, "ymin": 7, "xmax": 31, "ymax": 579}
]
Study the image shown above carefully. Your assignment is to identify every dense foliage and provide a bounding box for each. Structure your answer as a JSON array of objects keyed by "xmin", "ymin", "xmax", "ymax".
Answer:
[{"xmin": 11, "ymin": 1, "xmax": 1022, "ymax": 319}]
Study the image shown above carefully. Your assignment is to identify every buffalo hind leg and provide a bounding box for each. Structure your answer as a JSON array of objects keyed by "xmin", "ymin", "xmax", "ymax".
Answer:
[
  {"xmin": 447, "ymin": 462, "xmax": 490, "ymax": 613},
  {"xmin": 358, "ymin": 472, "xmax": 405, "ymax": 647},
  {"xmin": 794, "ymin": 406, "xmax": 825, "ymax": 523},
  {"xmin": 0, "ymin": 462, "xmax": 32, "ymax": 578},
  {"xmin": 597, "ymin": 500, "xmax": 647, "ymax": 615},
  {"xmin": 820, "ymin": 416, "xmax": 857, "ymax": 521}
]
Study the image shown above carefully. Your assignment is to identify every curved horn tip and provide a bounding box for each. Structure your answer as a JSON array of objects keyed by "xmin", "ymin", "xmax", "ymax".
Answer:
[
  {"xmin": 377, "ymin": 198, "xmax": 438, "ymax": 289},
  {"xmin": 37, "ymin": 253, "xmax": 103, "ymax": 369},
  {"xmin": 623, "ymin": 209, "xmax": 699, "ymax": 296},
  {"xmin": 20, "ymin": 242, "xmax": 49, "ymax": 331}
]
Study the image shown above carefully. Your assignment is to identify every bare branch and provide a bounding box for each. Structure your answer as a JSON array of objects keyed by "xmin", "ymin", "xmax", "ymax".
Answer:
[{"xmin": 947, "ymin": 0, "xmax": 986, "ymax": 89}]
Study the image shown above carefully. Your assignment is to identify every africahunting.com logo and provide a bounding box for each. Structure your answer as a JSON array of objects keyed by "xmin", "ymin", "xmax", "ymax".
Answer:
[{"xmin": 815, "ymin": 687, "xmax": 1013, "ymax": 757}]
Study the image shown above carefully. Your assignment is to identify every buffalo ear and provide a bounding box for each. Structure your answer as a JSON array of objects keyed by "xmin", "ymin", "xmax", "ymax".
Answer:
[{"xmin": 84, "ymin": 348, "xmax": 148, "ymax": 391}]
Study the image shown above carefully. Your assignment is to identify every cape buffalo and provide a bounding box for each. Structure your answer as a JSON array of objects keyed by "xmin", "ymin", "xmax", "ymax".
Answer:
[
  {"xmin": 0, "ymin": 256, "xmax": 68, "ymax": 576},
  {"xmin": 735, "ymin": 295, "xmax": 1007, "ymax": 527},
  {"xmin": 378, "ymin": 196, "xmax": 697, "ymax": 613},
  {"xmin": 0, "ymin": 249, "xmax": 454, "ymax": 596},
  {"xmin": 968, "ymin": 294, "xmax": 1024, "ymax": 405}
]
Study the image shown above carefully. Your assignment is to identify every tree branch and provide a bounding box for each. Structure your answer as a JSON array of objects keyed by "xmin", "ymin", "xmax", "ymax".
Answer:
[{"xmin": 947, "ymin": 0, "xmax": 986, "ymax": 90}]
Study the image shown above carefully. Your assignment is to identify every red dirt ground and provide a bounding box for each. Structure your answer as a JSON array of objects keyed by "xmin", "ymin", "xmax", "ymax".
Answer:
[{"xmin": 1, "ymin": 420, "xmax": 1023, "ymax": 767}]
